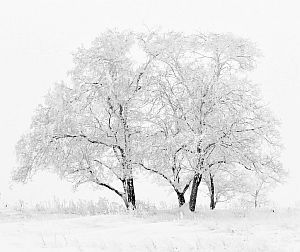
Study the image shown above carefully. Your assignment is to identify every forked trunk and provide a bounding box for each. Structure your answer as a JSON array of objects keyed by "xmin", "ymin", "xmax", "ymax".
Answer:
[
  {"xmin": 189, "ymin": 173, "xmax": 202, "ymax": 212},
  {"xmin": 209, "ymin": 173, "xmax": 216, "ymax": 210}
]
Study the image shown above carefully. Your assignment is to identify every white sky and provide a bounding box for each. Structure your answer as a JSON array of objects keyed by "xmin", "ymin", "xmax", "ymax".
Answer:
[{"xmin": 0, "ymin": 0, "xmax": 299, "ymax": 207}]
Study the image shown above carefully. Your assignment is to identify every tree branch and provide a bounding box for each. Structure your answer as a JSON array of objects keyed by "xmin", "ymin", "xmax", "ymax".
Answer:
[
  {"xmin": 52, "ymin": 134, "xmax": 111, "ymax": 148},
  {"xmin": 93, "ymin": 178, "xmax": 124, "ymax": 198},
  {"xmin": 135, "ymin": 162, "xmax": 177, "ymax": 190}
]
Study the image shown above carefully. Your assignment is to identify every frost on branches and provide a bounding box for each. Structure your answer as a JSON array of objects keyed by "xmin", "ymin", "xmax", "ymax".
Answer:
[
  {"xmin": 13, "ymin": 30, "xmax": 286, "ymax": 211},
  {"xmin": 134, "ymin": 32, "xmax": 284, "ymax": 211},
  {"xmin": 14, "ymin": 31, "xmax": 156, "ymax": 210}
]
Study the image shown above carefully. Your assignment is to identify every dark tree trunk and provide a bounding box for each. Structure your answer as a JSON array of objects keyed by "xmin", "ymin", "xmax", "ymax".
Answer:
[
  {"xmin": 209, "ymin": 173, "xmax": 216, "ymax": 210},
  {"xmin": 176, "ymin": 191, "xmax": 186, "ymax": 207},
  {"xmin": 189, "ymin": 173, "xmax": 202, "ymax": 212},
  {"xmin": 125, "ymin": 178, "xmax": 136, "ymax": 209}
]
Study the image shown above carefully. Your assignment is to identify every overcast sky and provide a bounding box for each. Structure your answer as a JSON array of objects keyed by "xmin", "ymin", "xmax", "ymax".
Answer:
[{"xmin": 0, "ymin": 0, "xmax": 299, "ymax": 206}]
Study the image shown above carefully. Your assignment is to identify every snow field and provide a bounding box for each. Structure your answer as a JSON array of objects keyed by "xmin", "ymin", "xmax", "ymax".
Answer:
[{"xmin": 0, "ymin": 208, "xmax": 299, "ymax": 251}]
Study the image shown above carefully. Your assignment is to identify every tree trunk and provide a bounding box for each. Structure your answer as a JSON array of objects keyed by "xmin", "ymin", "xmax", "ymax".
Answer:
[
  {"xmin": 125, "ymin": 178, "xmax": 136, "ymax": 209},
  {"xmin": 121, "ymin": 194, "xmax": 129, "ymax": 209},
  {"xmin": 254, "ymin": 190, "xmax": 258, "ymax": 208},
  {"xmin": 209, "ymin": 173, "xmax": 216, "ymax": 210},
  {"xmin": 176, "ymin": 191, "xmax": 186, "ymax": 207},
  {"xmin": 189, "ymin": 173, "xmax": 202, "ymax": 212}
]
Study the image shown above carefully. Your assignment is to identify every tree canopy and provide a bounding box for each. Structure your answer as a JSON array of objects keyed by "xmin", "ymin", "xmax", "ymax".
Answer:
[{"xmin": 13, "ymin": 30, "xmax": 285, "ymax": 211}]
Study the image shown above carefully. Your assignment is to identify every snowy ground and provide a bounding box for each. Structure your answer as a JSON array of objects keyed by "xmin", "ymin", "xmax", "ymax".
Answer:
[{"xmin": 0, "ymin": 207, "xmax": 299, "ymax": 251}]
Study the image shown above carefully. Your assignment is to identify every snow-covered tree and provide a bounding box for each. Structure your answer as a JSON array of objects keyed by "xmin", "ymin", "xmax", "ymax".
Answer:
[
  {"xmin": 139, "ymin": 31, "xmax": 284, "ymax": 211},
  {"xmin": 13, "ymin": 30, "xmax": 284, "ymax": 212},
  {"xmin": 13, "ymin": 30, "xmax": 156, "ymax": 209},
  {"xmin": 134, "ymin": 32, "xmax": 196, "ymax": 206}
]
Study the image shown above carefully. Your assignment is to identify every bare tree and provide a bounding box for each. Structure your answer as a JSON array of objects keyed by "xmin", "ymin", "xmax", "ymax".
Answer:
[{"xmin": 238, "ymin": 171, "xmax": 276, "ymax": 208}]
